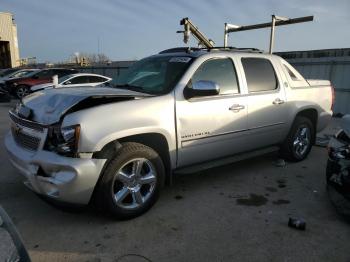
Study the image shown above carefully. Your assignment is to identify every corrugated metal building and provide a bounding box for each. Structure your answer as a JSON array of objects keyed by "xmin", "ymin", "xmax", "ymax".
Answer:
[
  {"xmin": 277, "ymin": 48, "xmax": 350, "ymax": 115},
  {"xmin": 0, "ymin": 12, "xmax": 20, "ymax": 68}
]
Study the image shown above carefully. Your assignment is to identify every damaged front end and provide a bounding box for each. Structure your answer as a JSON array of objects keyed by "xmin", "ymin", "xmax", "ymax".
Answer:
[
  {"xmin": 12, "ymin": 88, "xmax": 143, "ymax": 156},
  {"xmin": 6, "ymin": 107, "xmax": 107, "ymax": 204},
  {"xmin": 5, "ymin": 87, "xmax": 149, "ymax": 204},
  {"xmin": 326, "ymin": 129, "xmax": 350, "ymax": 219}
]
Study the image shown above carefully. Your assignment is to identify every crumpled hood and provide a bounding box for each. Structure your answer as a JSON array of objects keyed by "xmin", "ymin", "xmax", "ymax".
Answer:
[{"xmin": 20, "ymin": 87, "xmax": 149, "ymax": 125}]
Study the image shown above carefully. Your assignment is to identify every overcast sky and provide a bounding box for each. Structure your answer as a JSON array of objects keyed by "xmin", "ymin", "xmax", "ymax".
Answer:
[{"xmin": 2, "ymin": 0, "xmax": 350, "ymax": 62}]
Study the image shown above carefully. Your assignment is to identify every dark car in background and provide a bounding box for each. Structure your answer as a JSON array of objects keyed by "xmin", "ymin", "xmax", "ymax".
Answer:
[
  {"xmin": 0, "ymin": 68, "xmax": 21, "ymax": 78},
  {"xmin": 4, "ymin": 68, "xmax": 78, "ymax": 98}
]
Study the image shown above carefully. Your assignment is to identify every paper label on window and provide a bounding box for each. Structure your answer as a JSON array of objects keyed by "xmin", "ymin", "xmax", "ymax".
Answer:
[{"xmin": 169, "ymin": 57, "xmax": 192, "ymax": 63}]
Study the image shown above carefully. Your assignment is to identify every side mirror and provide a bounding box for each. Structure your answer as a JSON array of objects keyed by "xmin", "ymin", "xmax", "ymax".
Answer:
[
  {"xmin": 184, "ymin": 80, "xmax": 220, "ymax": 99},
  {"xmin": 64, "ymin": 81, "xmax": 71, "ymax": 85}
]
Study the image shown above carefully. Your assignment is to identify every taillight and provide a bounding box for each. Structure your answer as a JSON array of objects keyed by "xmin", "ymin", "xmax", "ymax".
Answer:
[{"xmin": 331, "ymin": 85, "xmax": 335, "ymax": 110}]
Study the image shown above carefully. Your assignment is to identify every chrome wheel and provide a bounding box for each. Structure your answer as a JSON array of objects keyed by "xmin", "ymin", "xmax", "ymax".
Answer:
[
  {"xmin": 112, "ymin": 158, "xmax": 157, "ymax": 209},
  {"xmin": 293, "ymin": 126, "xmax": 311, "ymax": 158},
  {"xmin": 16, "ymin": 86, "xmax": 29, "ymax": 98}
]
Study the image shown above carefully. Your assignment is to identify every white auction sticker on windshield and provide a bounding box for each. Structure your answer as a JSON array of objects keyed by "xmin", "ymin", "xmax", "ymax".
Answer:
[{"xmin": 169, "ymin": 57, "xmax": 192, "ymax": 63}]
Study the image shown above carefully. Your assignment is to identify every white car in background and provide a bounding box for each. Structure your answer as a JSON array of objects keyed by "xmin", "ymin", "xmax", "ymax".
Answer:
[{"xmin": 30, "ymin": 73, "xmax": 112, "ymax": 92}]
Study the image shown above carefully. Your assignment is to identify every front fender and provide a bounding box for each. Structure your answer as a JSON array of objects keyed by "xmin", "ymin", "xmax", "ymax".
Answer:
[
  {"xmin": 94, "ymin": 127, "xmax": 175, "ymax": 153},
  {"xmin": 61, "ymin": 93, "xmax": 177, "ymax": 158}
]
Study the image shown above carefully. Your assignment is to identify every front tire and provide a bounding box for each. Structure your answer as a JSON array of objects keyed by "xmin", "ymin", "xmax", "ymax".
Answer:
[
  {"xmin": 15, "ymin": 85, "xmax": 30, "ymax": 98},
  {"xmin": 96, "ymin": 142, "xmax": 165, "ymax": 220},
  {"xmin": 281, "ymin": 116, "xmax": 314, "ymax": 162}
]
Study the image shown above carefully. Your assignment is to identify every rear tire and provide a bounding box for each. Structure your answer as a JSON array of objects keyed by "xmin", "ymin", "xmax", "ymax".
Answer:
[
  {"xmin": 280, "ymin": 116, "xmax": 314, "ymax": 162},
  {"xmin": 95, "ymin": 142, "xmax": 165, "ymax": 220}
]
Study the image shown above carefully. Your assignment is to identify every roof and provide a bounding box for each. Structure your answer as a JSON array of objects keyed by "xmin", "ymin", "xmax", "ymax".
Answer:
[
  {"xmin": 159, "ymin": 47, "xmax": 264, "ymax": 57},
  {"xmin": 16, "ymin": 69, "xmax": 39, "ymax": 71},
  {"xmin": 35, "ymin": 68, "xmax": 77, "ymax": 71},
  {"xmin": 65, "ymin": 73, "xmax": 111, "ymax": 78}
]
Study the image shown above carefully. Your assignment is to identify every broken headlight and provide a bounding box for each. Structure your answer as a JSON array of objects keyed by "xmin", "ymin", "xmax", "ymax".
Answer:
[{"xmin": 45, "ymin": 125, "xmax": 80, "ymax": 157}]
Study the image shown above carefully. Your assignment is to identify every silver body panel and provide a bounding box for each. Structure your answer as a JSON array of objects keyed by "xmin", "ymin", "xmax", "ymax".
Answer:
[{"xmin": 5, "ymin": 51, "xmax": 333, "ymax": 204}]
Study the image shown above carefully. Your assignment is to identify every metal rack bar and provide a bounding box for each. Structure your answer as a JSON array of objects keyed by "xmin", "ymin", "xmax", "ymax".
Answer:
[{"xmin": 224, "ymin": 15, "xmax": 314, "ymax": 53}]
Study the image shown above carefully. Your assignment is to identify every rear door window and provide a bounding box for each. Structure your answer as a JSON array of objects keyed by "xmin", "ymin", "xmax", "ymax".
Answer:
[
  {"xmin": 88, "ymin": 76, "xmax": 107, "ymax": 83},
  {"xmin": 68, "ymin": 76, "xmax": 89, "ymax": 84},
  {"xmin": 54, "ymin": 70, "xmax": 71, "ymax": 78},
  {"xmin": 241, "ymin": 58, "xmax": 278, "ymax": 92},
  {"xmin": 35, "ymin": 70, "xmax": 53, "ymax": 79},
  {"xmin": 191, "ymin": 58, "xmax": 240, "ymax": 95}
]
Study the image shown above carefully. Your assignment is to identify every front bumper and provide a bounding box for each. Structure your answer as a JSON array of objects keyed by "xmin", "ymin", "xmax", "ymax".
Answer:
[{"xmin": 5, "ymin": 131, "xmax": 106, "ymax": 205}]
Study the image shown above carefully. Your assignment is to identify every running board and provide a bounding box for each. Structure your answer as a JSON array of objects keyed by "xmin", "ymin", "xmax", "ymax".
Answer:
[{"xmin": 174, "ymin": 146, "xmax": 279, "ymax": 175}]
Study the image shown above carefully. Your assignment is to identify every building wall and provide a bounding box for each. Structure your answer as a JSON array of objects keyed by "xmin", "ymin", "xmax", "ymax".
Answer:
[
  {"xmin": 277, "ymin": 49, "xmax": 350, "ymax": 115},
  {"xmin": 0, "ymin": 12, "xmax": 20, "ymax": 68}
]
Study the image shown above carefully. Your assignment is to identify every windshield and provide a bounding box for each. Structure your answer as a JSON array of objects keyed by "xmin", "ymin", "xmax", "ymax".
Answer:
[
  {"xmin": 0, "ymin": 68, "xmax": 19, "ymax": 77},
  {"xmin": 116, "ymin": 55, "xmax": 193, "ymax": 94},
  {"xmin": 9, "ymin": 70, "xmax": 36, "ymax": 79}
]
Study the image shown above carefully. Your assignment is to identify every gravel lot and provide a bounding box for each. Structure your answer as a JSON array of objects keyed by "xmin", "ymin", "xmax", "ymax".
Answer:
[{"xmin": 0, "ymin": 101, "xmax": 349, "ymax": 262}]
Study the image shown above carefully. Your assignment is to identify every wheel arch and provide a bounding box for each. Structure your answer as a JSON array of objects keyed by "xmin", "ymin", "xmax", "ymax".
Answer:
[
  {"xmin": 118, "ymin": 133, "xmax": 172, "ymax": 177},
  {"xmin": 90, "ymin": 132, "xmax": 173, "ymax": 205},
  {"xmin": 294, "ymin": 108, "xmax": 318, "ymax": 143},
  {"xmin": 93, "ymin": 131, "xmax": 173, "ymax": 171}
]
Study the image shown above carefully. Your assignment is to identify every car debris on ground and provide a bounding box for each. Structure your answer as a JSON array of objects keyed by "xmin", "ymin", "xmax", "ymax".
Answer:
[{"xmin": 288, "ymin": 217, "xmax": 306, "ymax": 230}]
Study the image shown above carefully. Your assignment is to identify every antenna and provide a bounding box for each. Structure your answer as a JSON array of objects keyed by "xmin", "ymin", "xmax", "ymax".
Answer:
[
  {"xmin": 177, "ymin": 18, "xmax": 215, "ymax": 48},
  {"xmin": 224, "ymin": 15, "xmax": 314, "ymax": 53}
]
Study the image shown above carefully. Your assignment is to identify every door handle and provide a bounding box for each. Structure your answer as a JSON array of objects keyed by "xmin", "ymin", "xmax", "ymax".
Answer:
[
  {"xmin": 273, "ymin": 98, "xmax": 285, "ymax": 105},
  {"xmin": 229, "ymin": 104, "xmax": 245, "ymax": 112}
]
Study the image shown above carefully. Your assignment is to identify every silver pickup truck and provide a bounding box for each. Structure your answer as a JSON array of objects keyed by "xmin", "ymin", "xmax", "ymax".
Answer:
[{"xmin": 5, "ymin": 47, "xmax": 333, "ymax": 219}]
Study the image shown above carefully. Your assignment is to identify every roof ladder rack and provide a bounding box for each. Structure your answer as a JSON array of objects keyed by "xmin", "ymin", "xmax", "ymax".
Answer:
[
  {"xmin": 224, "ymin": 15, "xmax": 314, "ymax": 53},
  {"xmin": 177, "ymin": 18, "xmax": 215, "ymax": 49}
]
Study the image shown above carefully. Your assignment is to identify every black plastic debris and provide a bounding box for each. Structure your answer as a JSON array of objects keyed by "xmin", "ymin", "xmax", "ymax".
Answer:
[
  {"xmin": 315, "ymin": 134, "xmax": 332, "ymax": 147},
  {"xmin": 273, "ymin": 158, "xmax": 286, "ymax": 167},
  {"xmin": 288, "ymin": 217, "xmax": 306, "ymax": 230}
]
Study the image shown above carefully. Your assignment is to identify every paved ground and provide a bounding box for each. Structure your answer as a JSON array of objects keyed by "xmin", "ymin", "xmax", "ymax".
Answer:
[{"xmin": 0, "ymin": 101, "xmax": 349, "ymax": 262}]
